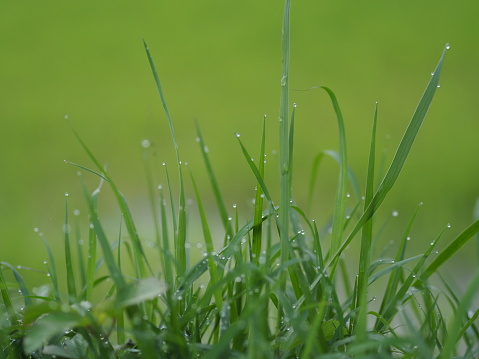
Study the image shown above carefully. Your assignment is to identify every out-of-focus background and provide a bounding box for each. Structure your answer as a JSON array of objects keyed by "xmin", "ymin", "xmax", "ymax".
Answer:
[{"xmin": 1, "ymin": 1, "xmax": 478, "ymax": 287}]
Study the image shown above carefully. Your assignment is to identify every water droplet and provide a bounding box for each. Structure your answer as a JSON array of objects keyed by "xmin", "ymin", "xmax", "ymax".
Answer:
[
  {"xmin": 33, "ymin": 227, "xmax": 39, "ymax": 232},
  {"xmin": 446, "ymin": 44, "xmax": 451, "ymax": 50},
  {"xmin": 392, "ymin": 211, "xmax": 399, "ymax": 217},
  {"xmin": 62, "ymin": 224, "xmax": 71, "ymax": 234},
  {"xmin": 430, "ymin": 242, "xmax": 434, "ymax": 246},
  {"xmin": 293, "ymin": 103, "xmax": 297, "ymax": 108},
  {"xmin": 431, "ymin": 72, "xmax": 435, "ymax": 76},
  {"xmin": 195, "ymin": 137, "xmax": 200, "ymax": 143},
  {"xmin": 43, "ymin": 260, "xmax": 48, "ymax": 264},
  {"xmin": 446, "ymin": 223, "xmax": 451, "ymax": 228},
  {"xmin": 346, "ymin": 192, "xmax": 351, "ymax": 198},
  {"xmin": 406, "ymin": 236, "xmax": 411, "ymax": 241},
  {"xmin": 65, "ymin": 192, "xmax": 69, "ymax": 197},
  {"xmin": 64, "ymin": 114, "xmax": 69, "ymax": 120},
  {"xmin": 141, "ymin": 139, "xmax": 151, "ymax": 148},
  {"xmin": 281, "ymin": 76, "xmax": 287, "ymax": 86},
  {"xmin": 235, "ymin": 133, "xmax": 240, "ymax": 138},
  {"xmin": 203, "ymin": 145, "xmax": 209, "ymax": 153},
  {"xmin": 437, "ymin": 84, "xmax": 441, "ymax": 88},
  {"xmin": 162, "ymin": 162, "xmax": 166, "ymax": 166},
  {"xmin": 73, "ymin": 209, "xmax": 80, "ymax": 216},
  {"xmin": 158, "ymin": 184, "xmax": 162, "ymax": 190}
]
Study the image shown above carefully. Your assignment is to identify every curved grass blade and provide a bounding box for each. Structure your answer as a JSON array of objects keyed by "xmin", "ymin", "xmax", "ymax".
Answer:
[
  {"xmin": 327, "ymin": 44, "xmax": 450, "ymax": 269},
  {"xmin": 0, "ymin": 265, "xmax": 18, "ymax": 325},
  {"xmin": 68, "ymin": 124, "xmax": 150, "ymax": 280},
  {"xmin": 314, "ymin": 86, "xmax": 348, "ymax": 276},
  {"xmin": 0, "ymin": 262, "xmax": 32, "ymax": 308},
  {"xmin": 144, "ymin": 40, "xmax": 187, "ymax": 278}
]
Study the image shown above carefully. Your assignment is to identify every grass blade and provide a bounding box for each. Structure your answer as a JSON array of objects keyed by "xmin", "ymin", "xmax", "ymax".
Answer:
[
  {"xmin": 191, "ymin": 173, "xmax": 223, "ymax": 310},
  {"xmin": 195, "ymin": 123, "xmax": 233, "ymax": 239},
  {"xmin": 419, "ymin": 217, "xmax": 479, "ymax": 282},
  {"xmin": 144, "ymin": 40, "xmax": 187, "ymax": 278},
  {"xmin": 327, "ymin": 44, "xmax": 449, "ymax": 269},
  {"xmin": 64, "ymin": 194, "xmax": 77, "ymax": 303}
]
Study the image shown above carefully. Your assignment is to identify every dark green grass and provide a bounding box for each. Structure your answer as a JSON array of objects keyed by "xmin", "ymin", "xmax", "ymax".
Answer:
[{"xmin": 1, "ymin": 1, "xmax": 478, "ymax": 358}]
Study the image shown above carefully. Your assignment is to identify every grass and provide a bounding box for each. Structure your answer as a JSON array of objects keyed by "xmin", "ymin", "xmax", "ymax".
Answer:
[{"xmin": 1, "ymin": 1, "xmax": 479, "ymax": 358}]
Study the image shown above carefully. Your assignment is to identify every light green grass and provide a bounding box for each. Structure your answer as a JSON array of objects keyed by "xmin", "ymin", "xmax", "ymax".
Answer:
[{"xmin": 1, "ymin": 1, "xmax": 479, "ymax": 358}]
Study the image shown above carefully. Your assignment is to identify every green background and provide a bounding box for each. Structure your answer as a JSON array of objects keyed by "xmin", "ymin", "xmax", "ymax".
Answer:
[{"xmin": 1, "ymin": 1, "xmax": 478, "ymax": 286}]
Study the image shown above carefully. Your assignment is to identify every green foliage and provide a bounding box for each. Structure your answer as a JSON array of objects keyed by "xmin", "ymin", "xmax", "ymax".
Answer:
[{"xmin": 1, "ymin": 1, "xmax": 478, "ymax": 358}]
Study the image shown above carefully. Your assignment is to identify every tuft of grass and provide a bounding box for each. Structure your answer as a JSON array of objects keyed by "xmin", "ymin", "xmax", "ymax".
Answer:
[{"xmin": 1, "ymin": 2, "xmax": 478, "ymax": 359}]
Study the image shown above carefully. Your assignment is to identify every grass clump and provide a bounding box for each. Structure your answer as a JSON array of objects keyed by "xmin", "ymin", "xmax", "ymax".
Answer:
[{"xmin": 1, "ymin": 1, "xmax": 479, "ymax": 358}]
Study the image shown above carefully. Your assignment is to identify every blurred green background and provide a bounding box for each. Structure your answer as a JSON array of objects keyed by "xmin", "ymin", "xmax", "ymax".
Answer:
[{"xmin": 1, "ymin": 1, "xmax": 478, "ymax": 287}]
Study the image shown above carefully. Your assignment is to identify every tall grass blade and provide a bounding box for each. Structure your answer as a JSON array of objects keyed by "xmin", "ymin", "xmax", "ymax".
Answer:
[
  {"xmin": 315, "ymin": 86, "xmax": 348, "ymax": 276},
  {"xmin": 64, "ymin": 195, "xmax": 77, "ymax": 303},
  {"xmin": 252, "ymin": 116, "xmax": 267, "ymax": 263},
  {"xmin": 279, "ymin": 0, "xmax": 291, "ymax": 268},
  {"xmin": 144, "ymin": 40, "xmax": 187, "ymax": 278},
  {"xmin": 328, "ymin": 44, "xmax": 449, "ymax": 268},
  {"xmin": 195, "ymin": 123, "xmax": 233, "ymax": 239},
  {"xmin": 191, "ymin": 173, "xmax": 223, "ymax": 310}
]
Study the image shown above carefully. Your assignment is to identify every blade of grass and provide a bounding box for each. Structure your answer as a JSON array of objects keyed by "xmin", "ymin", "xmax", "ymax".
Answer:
[
  {"xmin": 327, "ymin": 44, "xmax": 449, "ymax": 270},
  {"xmin": 144, "ymin": 40, "xmax": 187, "ymax": 279},
  {"xmin": 316, "ymin": 86, "xmax": 348, "ymax": 277},
  {"xmin": 278, "ymin": 2, "xmax": 291, "ymax": 321},
  {"xmin": 252, "ymin": 116, "xmax": 267, "ymax": 264},
  {"xmin": 419, "ymin": 217, "xmax": 479, "ymax": 283},
  {"xmin": 375, "ymin": 226, "xmax": 447, "ymax": 332},
  {"xmin": 191, "ymin": 173, "xmax": 223, "ymax": 310},
  {"xmin": 38, "ymin": 233, "xmax": 61, "ymax": 302},
  {"xmin": 355, "ymin": 102, "xmax": 378, "ymax": 341},
  {"xmin": 0, "ymin": 263, "xmax": 32, "ymax": 308},
  {"xmin": 64, "ymin": 194, "xmax": 77, "ymax": 304},
  {"xmin": 195, "ymin": 122, "xmax": 233, "ymax": 239},
  {"xmin": 0, "ymin": 265, "xmax": 18, "ymax": 325},
  {"xmin": 67, "ymin": 125, "xmax": 150, "ymax": 281},
  {"xmin": 440, "ymin": 268, "xmax": 479, "ymax": 359}
]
